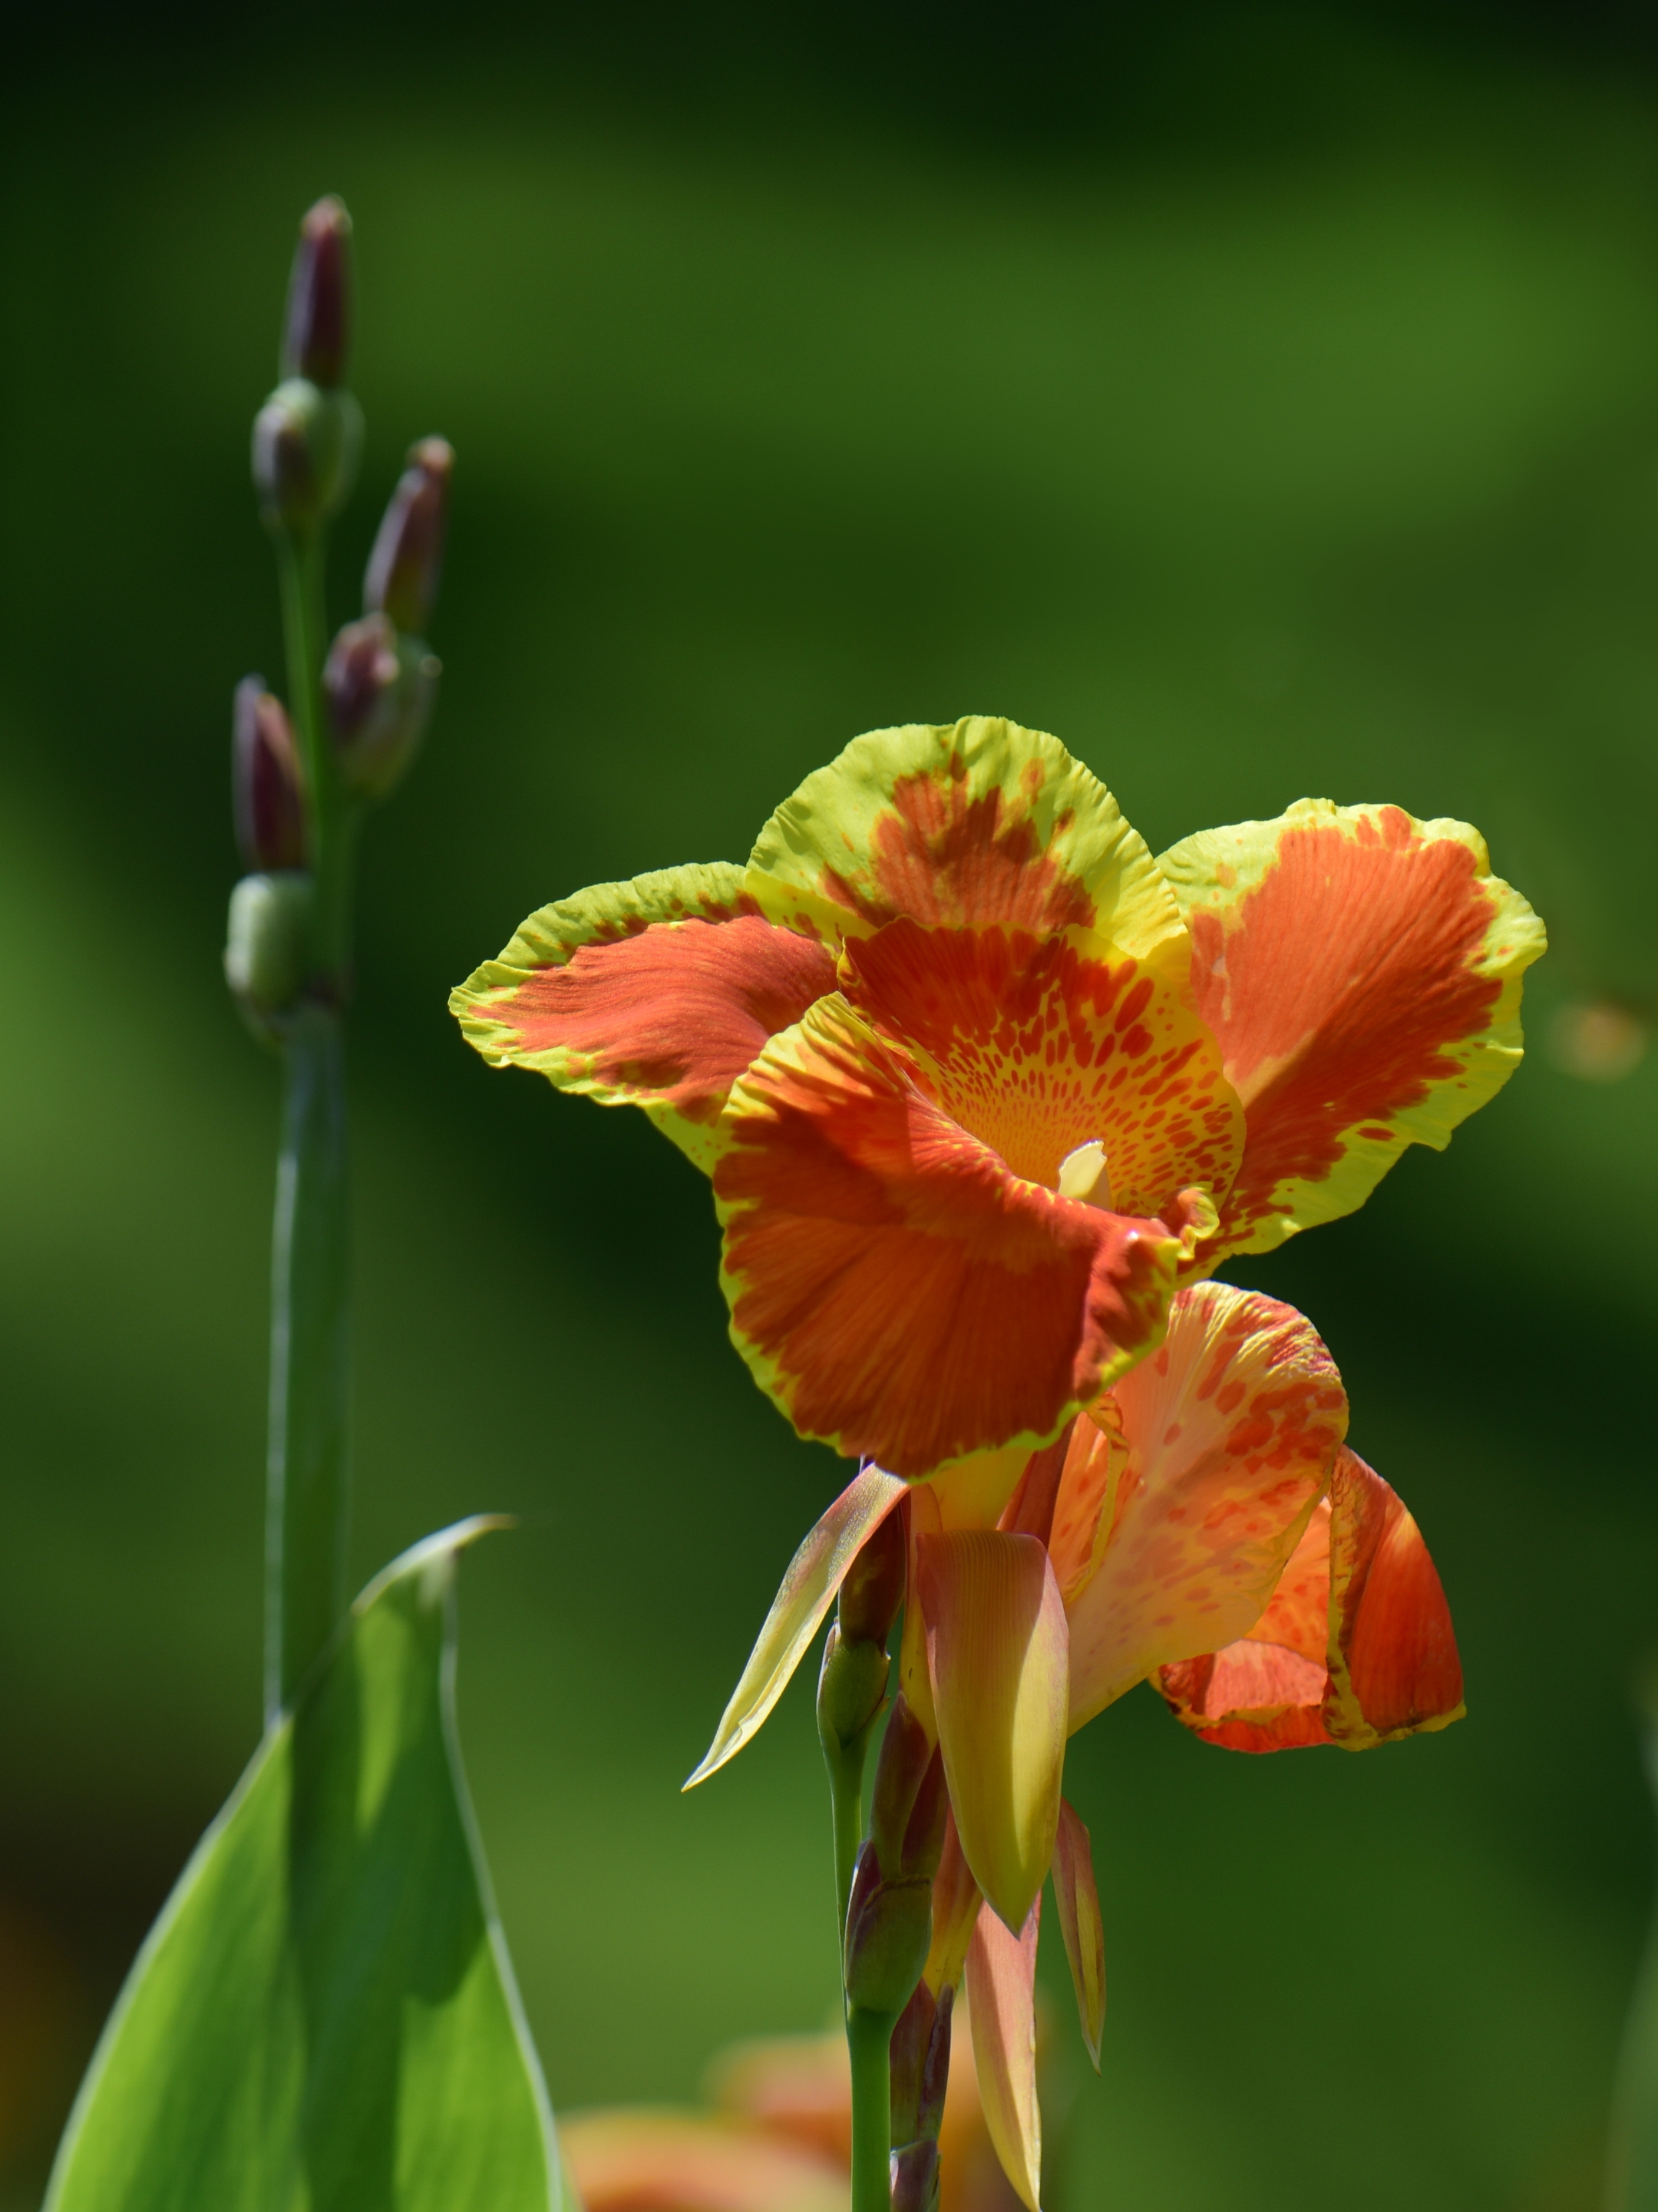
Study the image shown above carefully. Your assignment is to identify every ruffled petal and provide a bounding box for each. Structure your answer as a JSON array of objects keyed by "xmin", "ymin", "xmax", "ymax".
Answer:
[
  {"xmin": 1065, "ymin": 1281, "xmax": 1347, "ymax": 1731},
  {"xmin": 1158, "ymin": 800, "xmax": 1546, "ymax": 1258},
  {"xmin": 840, "ymin": 917, "xmax": 1242, "ymax": 1215},
  {"xmin": 1051, "ymin": 1799, "xmax": 1105, "ymax": 2070},
  {"xmin": 965, "ymin": 1897, "xmax": 1042, "ymax": 2212},
  {"xmin": 1155, "ymin": 1446, "xmax": 1465, "ymax": 1751},
  {"xmin": 450, "ymin": 864, "xmax": 836, "ymax": 1170},
  {"xmin": 684, "ymin": 1463, "xmax": 907, "ymax": 1789},
  {"xmin": 918, "ymin": 1531, "xmax": 1068, "ymax": 1936},
  {"xmin": 715, "ymin": 995, "xmax": 1183, "ymax": 1478},
  {"xmin": 746, "ymin": 718, "xmax": 1186, "ymax": 964}
]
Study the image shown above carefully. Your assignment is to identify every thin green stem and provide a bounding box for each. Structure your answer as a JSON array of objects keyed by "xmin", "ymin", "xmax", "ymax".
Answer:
[
  {"xmin": 264, "ymin": 522, "xmax": 357, "ymax": 1718},
  {"xmin": 264, "ymin": 1004, "xmax": 352, "ymax": 1716},
  {"xmin": 846, "ymin": 2005, "xmax": 894, "ymax": 2212}
]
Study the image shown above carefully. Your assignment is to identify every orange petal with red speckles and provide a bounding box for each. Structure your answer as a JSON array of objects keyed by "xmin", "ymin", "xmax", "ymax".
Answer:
[
  {"xmin": 1158, "ymin": 800, "xmax": 1545, "ymax": 1259},
  {"xmin": 715, "ymin": 994, "xmax": 1183, "ymax": 1478},
  {"xmin": 1156, "ymin": 1445, "xmax": 1464, "ymax": 1752},
  {"xmin": 839, "ymin": 916, "xmax": 1242, "ymax": 1219},
  {"xmin": 1065, "ymin": 1281, "xmax": 1347, "ymax": 1731},
  {"xmin": 450, "ymin": 863, "xmax": 835, "ymax": 1171},
  {"xmin": 919, "ymin": 1531, "xmax": 1068, "ymax": 1935},
  {"xmin": 966, "ymin": 1896, "xmax": 1042, "ymax": 2212}
]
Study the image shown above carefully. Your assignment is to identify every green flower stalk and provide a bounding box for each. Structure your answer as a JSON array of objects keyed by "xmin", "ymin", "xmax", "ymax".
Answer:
[{"xmin": 230, "ymin": 195, "xmax": 453, "ymax": 1717}]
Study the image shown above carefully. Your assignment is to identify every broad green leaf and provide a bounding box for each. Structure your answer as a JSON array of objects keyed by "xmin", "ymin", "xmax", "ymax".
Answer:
[{"xmin": 45, "ymin": 1519, "xmax": 565, "ymax": 2212}]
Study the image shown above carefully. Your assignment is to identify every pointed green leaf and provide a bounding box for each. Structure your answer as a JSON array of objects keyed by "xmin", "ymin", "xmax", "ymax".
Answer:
[{"xmin": 45, "ymin": 1519, "xmax": 564, "ymax": 2212}]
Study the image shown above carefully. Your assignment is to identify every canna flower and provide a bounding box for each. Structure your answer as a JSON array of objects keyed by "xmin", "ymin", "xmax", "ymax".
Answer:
[
  {"xmin": 452, "ymin": 717, "xmax": 1539, "ymax": 1482},
  {"xmin": 451, "ymin": 716, "xmax": 1543, "ymax": 2205}
]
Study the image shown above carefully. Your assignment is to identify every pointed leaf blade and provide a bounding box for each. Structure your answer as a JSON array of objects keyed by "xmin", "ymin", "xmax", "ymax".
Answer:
[{"xmin": 45, "ymin": 1519, "xmax": 562, "ymax": 2212}]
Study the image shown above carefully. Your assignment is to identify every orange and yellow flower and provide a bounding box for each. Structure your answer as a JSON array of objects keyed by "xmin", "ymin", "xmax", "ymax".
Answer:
[{"xmin": 453, "ymin": 716, "xmax": 1543, "ymax": 2207}]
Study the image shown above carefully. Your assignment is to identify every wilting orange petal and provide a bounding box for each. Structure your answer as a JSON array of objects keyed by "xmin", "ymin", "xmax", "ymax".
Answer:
[
  {"xmin": 840, "ymin": 917, "xmax": 1242, "ymax": 1219},
  {"xmin": 451, "ymin": 863, "xmax": 835, "ymax": 1171},
  {"xmin": 1326, "ymin": 1447, "xmax": 1465, "ymax": 1745},
  {"xmin": 1157, "ymin": 1446, "xmax": 1465, "ymax": 1752},
  {"xmin": 1065, "ymin": 1281, "xmax": 1346, "ymax": 1731},
  {"xmin": 923, "ymin": 1808, "xmax": 985, "ymax": 1997},
  {"xmin": 559, "ymin": 2109, "xmax": 848, "ymax": 2212},
  {"xmin": 745, "ymin": 716, "xmax": 1187, "ymax": 964},
  {"xmin": 966, "ymin": 1896, "xmax": 1042, "ymax": 2212},
  {"xmin": 716, "ymin": 994, "xmax": 1182, "ymax": 1478},
  {"xmin": 1159, "ymin": 799, "xmax": 1545, "ymax": 1260},
  {"xmin": 920, "ymin": 1532, "xmax": 1068, "ymax": 1934},
  {"xmin": 1051, "ymin": 1799, "xmax": 1105, "ymax": 2070},
  {"xmin": 684, "ymin": 1463, "xmax": 907, "ymax": 1788}
]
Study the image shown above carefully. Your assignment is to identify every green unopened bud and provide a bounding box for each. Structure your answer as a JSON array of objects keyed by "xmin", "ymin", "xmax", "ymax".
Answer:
[
  {"xmin": 844, "ymin": 1843, "xmax": 932, "ymax": 2017},
  {"xmin": 224, "ymin": 871, "xmax": 314, "ymax": 1029},
  {"xmin": 280, "ymin": 196, "xmax": 352, "ymax": 389},
  {"xmin": 817, "ymin": 1623, "xmax": 890, "ymax": 1755},
  {"xmin": 321, "ymin": 613, "xmax": 438, "ymax": 799},
  {"xmin": 252, "ymin": 377, "xmax": 362, "ymax": 534}
]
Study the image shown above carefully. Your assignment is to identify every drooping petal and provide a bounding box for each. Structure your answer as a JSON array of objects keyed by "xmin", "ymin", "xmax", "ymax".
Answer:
[
  {"xmin": 1065, "ymin": 1281, "xmax": 1347, "ymax": 1731},
  {"xmin": 1051, "ymin": 1799, "xmax": 1105, "ymax": 2070},
  {"xmin": 450, "ymin": 864, "xmax": 836, "ymax": 1169},
  {"xmin": 965, "ymin": 1897, "xmax": 1042, "ymax": 2212},
  {"xmin": 919, "ymin": 1532, "xmax": 1068, "ymax": 1934},
  {"xmin": 1156, "ymin": 1446, "xmax": 1465, "ymax": 1752},
  {"xmin": 839, "ymin": 917, "xmax": 1243, "ymax": 1215},
  {"xmin": 923, "ymin": 1809, "xmax": 984, "ymax": 1999},
  {"xmin": 1158, "ymin": 800, "xmax": 1546, "ymax": 1258},
  {"xmin": 715, "ymin": 994, "xmax": 1183, "ymax": 1478},
  {"xmin": 1045, "ymin": 1408, "xmax": 1125, "ymax": 1605},
  {"xmin": 558, "ymin": 2109, "xmax": 848, "ymax": 2212},
  {"xmin": 746, "ymin": 717, "xmax": 1187, "ymax": 966},
  {"xmin": 684, "ymin": 1463, "xmax": 907, "ymax": 1789}
]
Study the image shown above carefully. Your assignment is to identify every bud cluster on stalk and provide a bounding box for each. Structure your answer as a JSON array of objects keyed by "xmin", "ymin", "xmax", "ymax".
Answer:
[
  {"xmin": 843, "ymin": 1698, "xmax": 946, "ymax": 2019},
  {"xmin": 228, "ymin": 196, "xmax": 452, "ymax": 1038}
]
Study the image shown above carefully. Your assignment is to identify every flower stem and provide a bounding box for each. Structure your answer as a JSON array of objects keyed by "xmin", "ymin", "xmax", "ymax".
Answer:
[
  {"xmin": 264, "ymin": 523, "xmax": 356, "ymax": 1718},
  {"xmin": 846, "ymin": 2003, "xmax": 894, "ymax": 2212},
  {"xmin": 827, "ymin": 1737, "xmax": 869, "ymax": 1956}
]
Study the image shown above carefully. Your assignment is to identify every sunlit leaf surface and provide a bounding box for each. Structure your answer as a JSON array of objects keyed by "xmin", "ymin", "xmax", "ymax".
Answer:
[{"xmin": 43, "ymin": 1520, "xmax": 563, "ymax": 2212}]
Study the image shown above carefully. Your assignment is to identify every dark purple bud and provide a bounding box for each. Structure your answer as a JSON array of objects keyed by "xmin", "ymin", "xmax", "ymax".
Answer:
[
  {"xmin": 233, "ymin": 678, "xmax": 306, "ymax": 871},
  {"xmin": 363, "ymin": 438, "xmax": 453, "ymax": 634},
  {"xmin": 838, "ymin": 1496, "xmax": 907, "ymax": 1648},
  {"xmin": 322, "ymin": 613, "xmax": 438, "ymax": 799},
  {"xmin": 890, "ymin": 2139, "xmax": 940, "ymax": 2212},
  {"xmin": 871, "ymin": 1701, "xmax": 946, "ymax": 1882},
  {"xmin": 281, "ymin": 196, "xmax": 352, "ymax": 389},
  {"xmin": 844, "ymin": 1842, "xmax": 931, "ymax": 2019}
]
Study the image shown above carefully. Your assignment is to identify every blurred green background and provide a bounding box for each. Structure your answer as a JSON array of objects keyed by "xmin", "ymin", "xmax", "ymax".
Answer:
[{"xmin": 2, "ymin": 5, "xmax": 1656, "ymax": 2206}]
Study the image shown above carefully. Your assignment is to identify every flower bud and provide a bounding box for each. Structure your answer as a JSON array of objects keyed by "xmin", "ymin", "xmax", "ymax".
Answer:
[
  {"xmin": 281, "ymin": 196, "xmax": 352, "ymax": 389},
  {"xmin": 890, "ymin": 1979, "xmax": 953, "ymax": 2150},
  {"xmin": 873, "ymin": 1707, "xmax": 946, "ymax": 1883},
  {"xmin": 252, "ymin": 377, "xmax": 363, "ymax": 534},
  {"xmin": 838, "ymin": 1496, "xmax": 907, "ymax": 1648},
  {"xmin": 224, "ymin": 871, "xmax": 314, "ymax": 1026},
  {"xmin": 816, "ymin": 1622, "xmax": 890, "ymax": 1755},
  {"xmin": 890, "ymin": 2138, "xmax": 940, "ymax": 2212},
  {"xmin": 363, "ymin": 438, "xmax": 453, "ymax": 635},
  {"xmin": 233, "ymin": 678, "xmax": 306, "ymax": 871},
  {"xmin": 844, "ymin": 1843, "xmax": 932, "ymax": 2018},
  {"xmin": 321, "ymin": 613, "xmax": 438, "ymax": 799}
]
